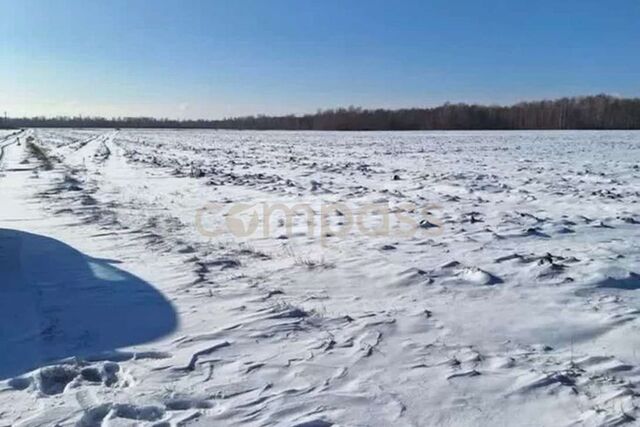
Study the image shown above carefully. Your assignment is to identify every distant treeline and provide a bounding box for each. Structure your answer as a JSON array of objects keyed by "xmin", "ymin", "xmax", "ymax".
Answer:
[{"xmin": 3, "ymin": 94, "xmax": 640, "ymax": 130}]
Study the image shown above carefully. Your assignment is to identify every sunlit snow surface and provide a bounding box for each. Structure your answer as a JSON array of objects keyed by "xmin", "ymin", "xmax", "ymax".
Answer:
[{"xmin": 1, "ymin": 129, "xmax": 640, "ymax": 426}]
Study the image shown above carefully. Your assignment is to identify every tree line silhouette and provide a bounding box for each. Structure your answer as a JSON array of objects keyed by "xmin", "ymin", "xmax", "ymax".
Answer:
[{"xmin": 3, "ymin": 94, "xmax": 640, "ymax": 130}]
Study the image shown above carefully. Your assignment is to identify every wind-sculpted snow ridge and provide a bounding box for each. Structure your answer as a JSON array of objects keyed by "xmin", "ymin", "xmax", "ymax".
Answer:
[{"xmin": 1, "ymin": 129, "xmax": 640, "ymax": 426}]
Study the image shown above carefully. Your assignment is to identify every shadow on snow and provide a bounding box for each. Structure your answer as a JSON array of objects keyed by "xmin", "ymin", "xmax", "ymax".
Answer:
[
  {"xmin": 596, "ymin": 272, "xmax": 640, "ymax": 290},
  {"xmin": 0, "ymin": 228, "xmax": 177, "ymax": 380}
]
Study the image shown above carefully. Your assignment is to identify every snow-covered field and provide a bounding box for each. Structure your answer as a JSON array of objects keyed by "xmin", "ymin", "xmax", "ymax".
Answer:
[{"xmin": 2, "ymin": 129, "xmax": 640, "ymax": 426}]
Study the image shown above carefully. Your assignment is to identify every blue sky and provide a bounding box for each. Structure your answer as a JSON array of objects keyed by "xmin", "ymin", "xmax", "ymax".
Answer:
[{"xmin": 1, "ymin": 0, "xmax": 639, "ymax": 119}]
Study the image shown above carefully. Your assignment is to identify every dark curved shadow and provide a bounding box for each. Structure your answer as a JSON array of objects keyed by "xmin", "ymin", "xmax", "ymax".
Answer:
[
  {"xmin": 0, "ymin": 228, "xmax": 178, "ymax": 380},
  {"xmin": 597, "ymin": 272, "xmax": 640, "ymax": 290}
]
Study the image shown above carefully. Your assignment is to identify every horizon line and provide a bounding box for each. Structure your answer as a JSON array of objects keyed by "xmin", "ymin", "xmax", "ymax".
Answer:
[{"xmin": 2, "ymin": 93, "xmax": 636, "ymax": 122}]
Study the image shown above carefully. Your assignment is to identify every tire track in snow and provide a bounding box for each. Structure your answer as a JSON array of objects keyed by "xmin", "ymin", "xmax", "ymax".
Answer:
[{"xmin": 0, "ymin": 130, "xmax": 24, "ymax": 167}]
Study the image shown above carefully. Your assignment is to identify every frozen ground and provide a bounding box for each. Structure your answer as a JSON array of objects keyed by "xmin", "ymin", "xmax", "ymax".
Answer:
[{"xmin": 1, "ymin": 129, "xmax": 640, "ymax": 426}]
